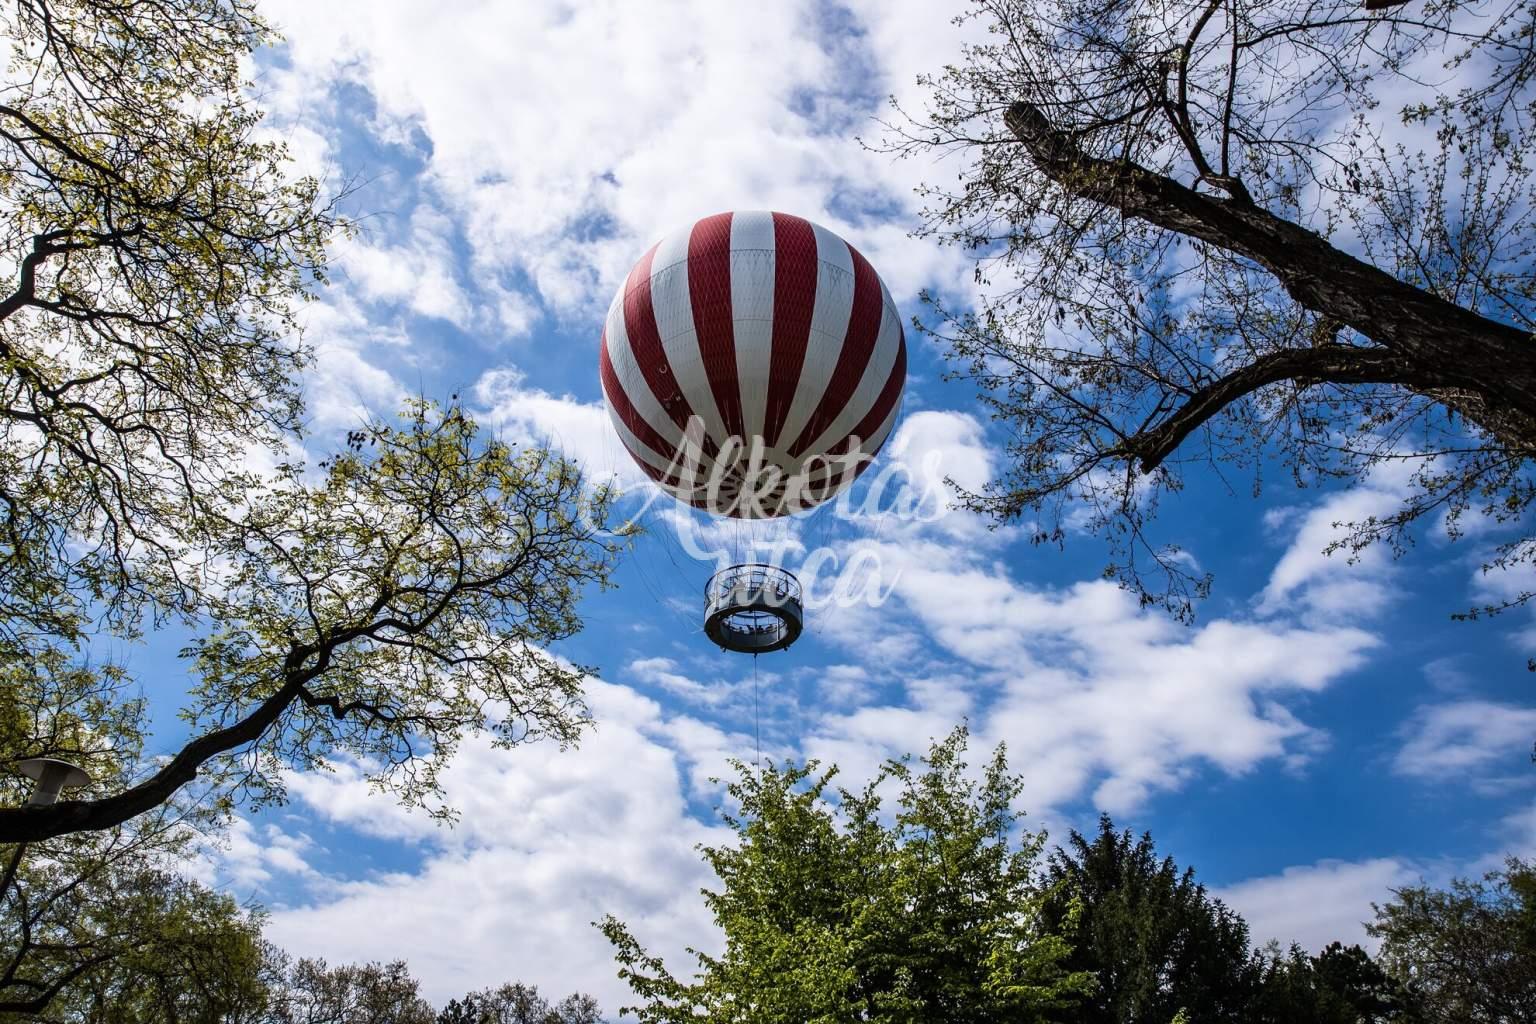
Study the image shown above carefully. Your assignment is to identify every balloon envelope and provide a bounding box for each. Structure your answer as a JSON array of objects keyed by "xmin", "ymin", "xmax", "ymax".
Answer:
[{"xmin": 600, "ymin": 211, "xmax": 906, "ymax": 519}]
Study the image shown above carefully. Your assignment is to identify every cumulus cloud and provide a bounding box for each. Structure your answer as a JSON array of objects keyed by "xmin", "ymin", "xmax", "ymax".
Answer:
[
  {"xmin": 1217, "ymin": 858, "xmax": 1420, "ymax": 953},
  {"xmin": 197, "ymin": 816, "xmax": 323, "ymax": 893},
  {"xmin": 265, "ymin": 680, "xmax": 727, "ymax": 1009},
  {"xmin": 337, "ymin": 203, "xmax": 477, "ymax": 330},
  {"xmin": 1258, "ymin": 459, "xmax": 1417, "ymax": 622},
  {"xmin": 257, "ymin": 0, "xmax": 972, "ymax": 326},
  {"xmin": 813, "ymin": 559, "xmax": 1376, "ymax": 813},
  {"xmin": 294, "ymin": 296, "xmax": 409, "ymax": 433},
  {"xmin": 1395, "ymin": 700, "xmax": 1536, "ymax": 782},
  {"xmin": 470, "ymin": 365, "xmax": 642, "ymax": 487},
  {"xmin": 791, "ymin": 412, "xmax": 1381, "ymax": 815}
]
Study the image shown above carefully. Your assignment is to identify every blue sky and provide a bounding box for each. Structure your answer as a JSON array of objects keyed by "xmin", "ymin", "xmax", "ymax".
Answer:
[{"xmin": 133, "ymin": 0, "xmax": 1536, "ymax": 1011}]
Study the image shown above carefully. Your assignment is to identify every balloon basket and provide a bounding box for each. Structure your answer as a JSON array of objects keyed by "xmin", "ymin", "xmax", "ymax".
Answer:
[{"xmin": 703, "ymin": 563, "xmax": 804, "ymax": 654}]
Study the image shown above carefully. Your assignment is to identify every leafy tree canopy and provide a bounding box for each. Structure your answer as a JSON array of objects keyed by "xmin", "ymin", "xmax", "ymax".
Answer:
[
  {"xmin": 0, "ymin": 0, "xmax": 335, "ymax": 652},
  {"xmin": 2, "ymin": 401, "xmax": 621, "ymax": 846},
  {"xmin": 1, "ymin": 852, "xmax": 270, "ymax": 1021},
  {"xmin": 603, "ymin": 727, "xmax": 1094, "ymax": 1023},
  {"xmin": 265, "ymin": 957, "xmax": 437, "ymax": 1024},
  {"xmin": 888, "ymin": 0, "xmax": 1536, "ymax": 623},
  {"xmin": 1370, "ymin": 856, "xmax": 1536, "ymax": 1023},
  {"xmin": 437, "ymin": 981, "xmax": 604, "ymax": 1024},
  {"xmin": 0, "ymin": 0, "xmax": 624, "ymax": 847}
]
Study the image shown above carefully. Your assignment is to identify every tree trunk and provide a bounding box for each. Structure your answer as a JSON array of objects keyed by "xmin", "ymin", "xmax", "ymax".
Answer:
[{"xmin": 1005, "ymin": 101, "xmax": 1536, "ymax": 450}]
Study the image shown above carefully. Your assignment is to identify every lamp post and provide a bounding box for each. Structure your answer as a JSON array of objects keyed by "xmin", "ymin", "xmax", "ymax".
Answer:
[
  {"xmin": 16, "ymin": 758, "xmax": 92, "ymax": 807},
  {"xmin": 1, "ymin": 758, "xmax": 92, "ymax": 901}
]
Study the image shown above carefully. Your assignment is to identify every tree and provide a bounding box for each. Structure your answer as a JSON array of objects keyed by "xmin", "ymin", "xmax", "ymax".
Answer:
[
  {"xmin": 1039, "ymin": 815, "xmax": 1263, "ymax": 1021},
  {"xmin": 602, "ymin": 728, "xmax": 1093, "ymax": 1023},
  {"xmin": 1369, "ymin": 857, "xmax": 1536, "ymax": 1023},
  {"xmin": 1, "ymin": 400, "xmax": 620, "ymax": 846},
  {"xmin": 0, "ymin": 0, "xmax": 335, "ymax": 653},
  {"xmin": 1040, "ymin": 816, "xmax": 1422, "ymax": 1023},
  {"xmin": 0, "ymin": 627, "xmax": 269, "ymax": 1019},
  {"xmin": 265, "ymin": 957, "xmax": 435, "ymax": 1024},
  {"xmin": 888, "ymin": 0, "xmax": 1536, "ymax": 621},
  {"xmin": 0, "ymin": 0, "xmax": 623, "ymax": 848},
  {"xmin": 436, "ymin": 982, "xmax": 604, "ymax": 1024},
  {"xmin": 0, "ymin": 856, "xmax": 272, "ymax": 1022},
  {"xmin": 1250, "ymin": 941, "xmax": 1423, "ymax": 1024}
]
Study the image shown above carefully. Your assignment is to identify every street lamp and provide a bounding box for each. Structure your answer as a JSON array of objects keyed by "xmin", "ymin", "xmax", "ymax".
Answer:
[
  {"xmin": 16, "ymin": 757, "xmax": 92, "ymax": 807},
  {"xmin": 1, "ymin": 758, "xmax": 92, "ymax": 900}
]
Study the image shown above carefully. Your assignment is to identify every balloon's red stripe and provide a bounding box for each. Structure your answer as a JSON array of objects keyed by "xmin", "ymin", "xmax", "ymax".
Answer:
[
  {"xmin": 688, "ymin": 213, "xmax": 744, "ymax": 444},
  {"xmin": 623, "ymin": 242, "xmax": 716, "ymax": 459},
  {"xmin": 763, "ymin": 213, "xmax": 817, "ymax": 448},
  {"xmin": 825, "ymin": 324, "xmax": 906, "ymax": 460},
  {"xmin": 785, "ymin": 241, "xmax": 884, "ymax": 458}
]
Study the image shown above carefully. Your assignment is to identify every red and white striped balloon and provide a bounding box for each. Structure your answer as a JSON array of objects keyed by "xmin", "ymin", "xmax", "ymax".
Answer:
[{"xmin": 600, "ymin": 211, "xmax": 906, "ymax": 519}]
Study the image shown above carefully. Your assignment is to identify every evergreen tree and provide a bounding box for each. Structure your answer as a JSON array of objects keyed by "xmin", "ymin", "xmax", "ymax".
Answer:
[
  {"xmin": 1249, "ymin": 942, "xmax": 1422, "ymax": 1024},
  {"xmin": 1039, "ymin": 816, "xmax": 1260, "ymax": 1022}
]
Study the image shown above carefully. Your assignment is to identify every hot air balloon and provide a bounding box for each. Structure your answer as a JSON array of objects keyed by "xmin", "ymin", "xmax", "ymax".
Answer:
[{"xmin": 600, "ymin": 210, "xmax": 906, "ymax": 653}]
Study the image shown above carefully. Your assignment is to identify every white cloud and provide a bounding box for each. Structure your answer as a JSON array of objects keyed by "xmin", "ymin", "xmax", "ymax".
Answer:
[
  {"xmin": 1395, "ymin": 700, "xmax": 1536, "ymax": 781},
  {"xmin": 816, "ymin": 561, "xmax": 1376, "ymax": 813},
  {"xmin": 799, "ymin": 450, "xmax": 1381, "ymax": 815},
  {"xmin": 338, "ymin": 203, "xmax": 477, "ymax": 330},
  {"xmin": 1217, "ymin": 858, "xmax": 1419, "ymax": 953},
  {"xmin": 266, "ymin": 679, "xmax": 727, "ymax": 1010},
  {"xmin": 819, "ymin": 663, "xmax": 877, "ymax": 707},
  {"xmin": 629, "ymin": 655, "xmax": 729, "ymax": 709},
  {"xmin": 295, "ymin": 297, "xmax": 409, "ymax": 433},
  {"xmin": 257, "ymin": 0, "xmax": 973, "ymax": 326},
  {"xmin": 1258, "ymin": 460, "xmax": 1416, "ymax": 622},
  {"xmin": 471, "ymin": 365, "xmax": 640, "ymax": 486},
  {"xmin": 200, "ymin": 816, "xmax": 322, "ymax": 892}
]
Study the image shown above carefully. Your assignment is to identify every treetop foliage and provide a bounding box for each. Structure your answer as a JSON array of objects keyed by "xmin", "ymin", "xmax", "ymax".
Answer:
[
  {"xmin": 1044, "ymin": 815, "xmax": 1422, "ymax": 1022},
  {"xmin": 2, "ymin": 400, "xmax": 623, "ymax": 844},
  {"xmin": 604, "ymin": 728, "xmax": 1095, "ymax": 1023},
  {"xmin": 1040, "ymin": 815, "xmax": 1260, "ymax": 1022},
  {"xmin": 1370, "ymin": 856, "xmax": 1536, "ymax": 1023}
]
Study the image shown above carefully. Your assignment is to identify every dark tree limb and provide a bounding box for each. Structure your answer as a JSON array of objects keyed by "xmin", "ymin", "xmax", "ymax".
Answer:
[
  {"xmin": 0, "ymin": 642, "xmax": 320, "ymax": 844},
  {"xmin": 1122, "ymin": 344, "xmax": 1446, "ymax": 471},
  {"xmin": 1004, "ymin": 101, "xmax": 1536, "ymax": 446},
  {"xmin": 0, "ymin": 953, "xmax": 117, "ymax": 1014}
]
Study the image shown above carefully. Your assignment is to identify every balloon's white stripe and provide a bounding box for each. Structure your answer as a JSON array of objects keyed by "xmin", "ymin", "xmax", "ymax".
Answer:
[
  {"xmin": 605, "ymin": 291, "xmax": 684, "ymax": 458},
  {"xmin": 799, "ymin": 290, "xmax": 903, "ymax": 462},
  {"xmin": 606, "ymin": 400, "xmax": 706, "ymax": 484},
  {"xmin": 728, "ymin": 210, "xmax": 776, "ymax": 446}
]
